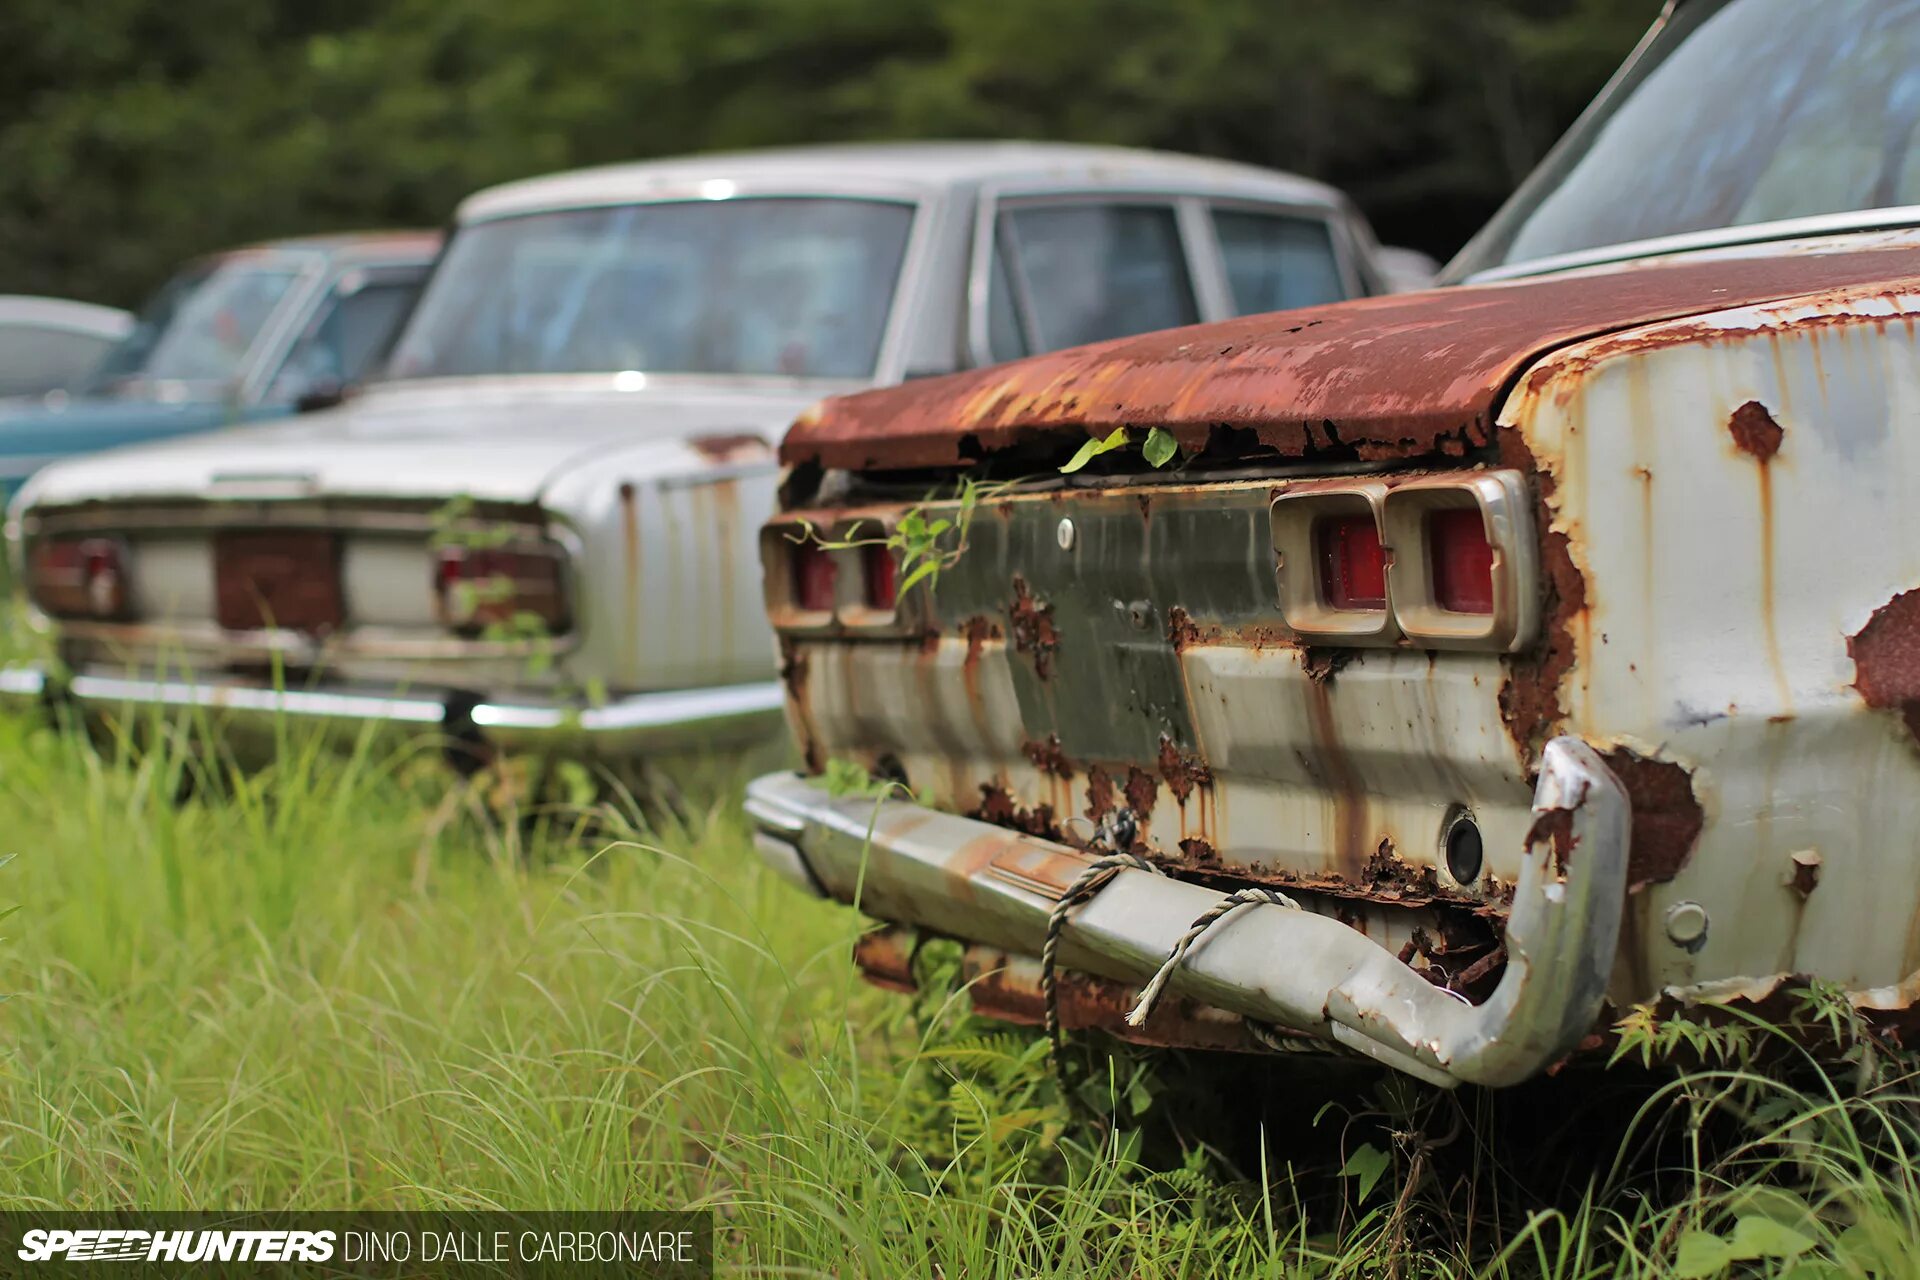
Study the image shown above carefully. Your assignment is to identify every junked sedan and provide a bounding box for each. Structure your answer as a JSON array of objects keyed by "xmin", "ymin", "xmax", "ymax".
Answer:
[
  {"xmin": 0, "ymin": 297, "xmax": 132, "ymax": 406},
  {"xmin": 749, "ymin": 0, "xmax": 1920, "ymax": 1087},
  {"xmin": 3, "ymin": 143, "xmax": 1406, "ymax": 766},
  {"xmin": 0, "ymin": 234, "xmax": 439, "ymax": 501}
]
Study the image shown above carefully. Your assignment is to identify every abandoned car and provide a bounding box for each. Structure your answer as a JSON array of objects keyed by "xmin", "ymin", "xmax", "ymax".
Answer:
[
  {"xmin": 0, "ymin": 296, "xmax": 132, "ymax": 407},
  {"xmin": 749, "ymin": 0, "xmax": 1920, "ymax": 1087},
  {"xmin": 3, "ymin": 143, "xmax": 1405, "ymax": 762},
  {"xmin": 0, "ymin": 234, "xmax": 439, "ymax": 501}
]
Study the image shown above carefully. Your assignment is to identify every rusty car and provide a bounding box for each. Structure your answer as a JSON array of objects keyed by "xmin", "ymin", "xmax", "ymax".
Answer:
[
  {"xmin": 2, "ymin": 143, "xmax": 1407, "ymax": 767},
  {"xmin": 747, "ymin": 0, "xmax": 1920, "ymax": 1087}
]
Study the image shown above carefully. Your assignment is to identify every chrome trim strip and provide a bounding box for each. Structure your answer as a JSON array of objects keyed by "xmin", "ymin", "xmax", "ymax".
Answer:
[{"xmin": 0, "ymin": 666, "xmax": 787, "ymax": 753}]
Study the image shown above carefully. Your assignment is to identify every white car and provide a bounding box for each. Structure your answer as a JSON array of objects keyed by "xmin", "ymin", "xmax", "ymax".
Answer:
[
  {"xmin": 3, "ymin": 143, "xmax": 1408, "ymax": 767},
  {"xmin": 0, "ymin": 297, "xmax": 132, "ymax": 403}
]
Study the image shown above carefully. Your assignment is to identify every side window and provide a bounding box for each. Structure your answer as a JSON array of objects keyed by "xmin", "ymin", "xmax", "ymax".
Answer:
[
  {"xmin": 1212, "ymin": 209, "xmax": 1348, "ymax": 314},
  {"xmin": 0, "ymin": 325, "xmax": 118, "ymax": 398},
  {"xmin": 988, "ymin": 203, "xmax": 1197, "ymax": 363},
  {"xmin": 270, "ymin": 274, "xmax": 422, "ymax": 400}
]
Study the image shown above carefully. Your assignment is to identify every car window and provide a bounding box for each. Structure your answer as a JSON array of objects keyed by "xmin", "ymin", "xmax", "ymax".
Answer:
[
  {"xmin": 989, "ymin": 203, "xmax": 1197, "ymax": 362},
  {"xmin": 388, "ymin": 198, "xmax": 914, "ymax": 381},
  {"xmin": 269, "ymin": 275, "xmax": 422, "ymax": 401},
  {"xmin": 0, "ymin": 324, "xmax": 119, "ymax": 398},
  {"xmin": 1457, "ymin": 0, "xmax": 1920, "ymax": 273},
  {"xmin": 1212, "ymin": 210, "xmax": 1348, "ymax": 313},
  {"xmin": 135, "ymin": 264, "xmax": 306, "ymax": 385}
]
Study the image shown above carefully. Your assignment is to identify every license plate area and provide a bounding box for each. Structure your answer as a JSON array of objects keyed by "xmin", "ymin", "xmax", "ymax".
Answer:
[{"xmin": 213, "ymin": 531, "xmax": 344, "ymax": 633}]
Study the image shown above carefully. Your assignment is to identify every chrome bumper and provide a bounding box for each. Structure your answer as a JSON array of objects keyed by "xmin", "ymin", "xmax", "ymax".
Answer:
[
  {"xmin": 0, "ymin": 666, "xmax": 785, "ymax": 758},
  {"xmin": 746, "ymin": 737, "xmax": 1628, "ymax": 1088}
]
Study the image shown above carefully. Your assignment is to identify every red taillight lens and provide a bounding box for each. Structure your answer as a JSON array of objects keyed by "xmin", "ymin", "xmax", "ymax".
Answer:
[
  {"xmin": 862, "ymin": 544, "xmax": 898, "ymax": 610},
  {"xmin": 1315, "ymin": 514, "xmax": 1386, "ymax": 611},
  {"xmin": 1428, "ymin": 508, "xmax": 1494, "ymax": 614},
  {"xmin": 28, "ymin": 537, "xmax": 129, "ymax": 620},
  {"xmin": 434, "ymin": 544, "xmax": 570, "ymax": 633},
  {"xmin": 792, "ymin": 543, "xmax": 838, "ymax": 612}
]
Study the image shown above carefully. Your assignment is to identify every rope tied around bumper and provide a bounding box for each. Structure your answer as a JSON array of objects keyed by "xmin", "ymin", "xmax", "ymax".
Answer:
[
  {"xmin": 1125, "ymin": 886, "xmax": 1302, "ymax": 1029},
  {"xmin": 1040, "ymin": 851, "xmax": 1159, "ymax": 1060}
]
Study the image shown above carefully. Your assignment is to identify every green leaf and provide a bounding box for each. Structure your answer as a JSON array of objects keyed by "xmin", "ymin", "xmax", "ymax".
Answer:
[
  {"xmin": 1338, "ymin": 1143, "xmax": 1389, "ymax": 1204},
  {"xmin": 1059, "ymin": 426, "xmax": 1130, "ymax": 474},
  {"xmin": 1728, "ymin": 1216, "xmax": 1815, "ymax": 1261},
  {"xmin": 897, "ymin": 561, "xmax": 939, "ymax": 597},
  {"xmin": 1142, "ymin": 426, "xmax": 1178, "ymax": 468},
  {"xmin": 1672, "ymin": 1231, "xmax": 1733, "ymax": 1278}
]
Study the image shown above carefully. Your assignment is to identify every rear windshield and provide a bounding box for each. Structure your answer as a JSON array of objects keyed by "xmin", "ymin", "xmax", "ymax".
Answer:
[{"xmin": 387, "ymin": 197, "xmax": 915, "ymax": 381}]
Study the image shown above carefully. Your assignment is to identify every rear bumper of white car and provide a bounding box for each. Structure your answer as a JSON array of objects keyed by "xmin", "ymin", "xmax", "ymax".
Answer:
[
  {"xmin": 0, "ymin": 665, "xmax": 785, "ymax": 761},
  {"xmin": 746, "ymin": 736, "xmax": 1629, "ymax": 1089}
]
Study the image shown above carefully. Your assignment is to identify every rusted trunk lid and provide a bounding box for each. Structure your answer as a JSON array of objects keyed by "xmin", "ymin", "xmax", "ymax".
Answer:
[{"xmin": 781, "ymin": 243, "xmax": 1920, "ymax": 473}]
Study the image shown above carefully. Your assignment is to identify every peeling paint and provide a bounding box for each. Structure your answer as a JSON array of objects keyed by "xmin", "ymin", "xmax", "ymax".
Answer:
[
  {"xmin": 1849, "ymin": 588, "xmax": 1920, "ymax": 744},
  {"xmin": 1007, "ymin": 575, "xmax": 1059, "ymax": 679},
  {"xmin": 1599, "ymin": 747, "xmax": 1703, "ymax": 889}
]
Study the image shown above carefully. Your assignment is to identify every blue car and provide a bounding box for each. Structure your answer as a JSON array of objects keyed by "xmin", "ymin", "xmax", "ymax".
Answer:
[{"xmin": 0, "ymin": 231, "xmax": 440, "ymax": 499}]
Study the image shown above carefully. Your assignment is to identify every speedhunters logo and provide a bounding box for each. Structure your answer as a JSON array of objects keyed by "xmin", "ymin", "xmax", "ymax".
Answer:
[
  {"xmin": 0, "ymin": 1214, "xmax": 711, "ymax": 1276},
  {"xmin": 18, "ymin": 1230, "xmax": 335, "ymax": 1263}
]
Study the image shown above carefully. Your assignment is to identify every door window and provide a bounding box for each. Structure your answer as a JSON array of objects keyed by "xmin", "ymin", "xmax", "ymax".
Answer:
[
  {"xmin": 1212, "ymin": 210, "xmax": 1348, "ymax": 314},
  {"xmin": 988, "ymin": 203, "xmax": 1197, "ymax": 362},
  {"xmin": 270, "ymin": 274, "xmax": 423, "ymax": 401}
]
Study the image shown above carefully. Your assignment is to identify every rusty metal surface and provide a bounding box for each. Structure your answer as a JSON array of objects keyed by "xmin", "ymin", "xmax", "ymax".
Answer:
[
  {"xmin": 782, "ymin": 245, "xmax": 1920, "ymax": 472},
  {"xmin": 1850, "ymin": 589, "xmax": 1920, "ymax": 746}
]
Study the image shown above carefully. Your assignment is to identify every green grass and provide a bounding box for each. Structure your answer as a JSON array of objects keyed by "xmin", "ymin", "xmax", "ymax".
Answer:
[{"xmin": 0, "ymin": 701, "xmax": 1918, "ymax": 1277}]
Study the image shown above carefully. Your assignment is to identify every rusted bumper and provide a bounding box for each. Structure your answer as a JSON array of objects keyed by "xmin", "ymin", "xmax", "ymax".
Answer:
[
  {"xmin": 746, "ymin": 736, "xmax": 1628, "ymax": 1088},
  {"xmin": 0, "ymin": 665, "xmax": 785, "ymax": 760}
]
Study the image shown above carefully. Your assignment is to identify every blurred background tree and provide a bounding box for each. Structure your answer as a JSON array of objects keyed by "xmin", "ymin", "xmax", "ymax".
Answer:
[{"xmin": 0, "ymin": 0, "xmax": 1659, "ymax": 306}]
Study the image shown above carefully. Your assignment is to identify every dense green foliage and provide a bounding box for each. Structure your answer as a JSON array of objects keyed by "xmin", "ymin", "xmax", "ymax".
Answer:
[{"xmin": 1, "ymin": 0, "xmax": 1657, "ymax": 307}]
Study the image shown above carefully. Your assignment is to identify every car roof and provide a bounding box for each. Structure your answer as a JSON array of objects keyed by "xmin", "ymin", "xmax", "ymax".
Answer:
[
  {"xmin": 218, "ymin": 230, "xmax": 444, "ymax": 265},
  {"xmin": 0, "ymin": 295, "xmax": 133, "ymax": 338},
  {"xmin": 458, "ymin": 141, "xmax": 1346, "ymax": 224}
]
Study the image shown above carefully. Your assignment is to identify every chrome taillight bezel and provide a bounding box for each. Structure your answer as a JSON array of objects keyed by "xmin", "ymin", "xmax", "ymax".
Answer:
[
  {"xmin": 1270, "ymin": 480, "xmax": 1399, "ymax": 644},
  {"xmin": 760, "ymin": 514, "xmax": 930, "ymax": 637},
  {"xmin": 1381, "ymin": 472, "xmax": 1537, "ymax": 651},
  {"xmin": 1269, "ymin": 469, "xmax": 1538, "ymax": 652},
  {"xmin": 432, "ymin": 539, "xmax": 573, "ymax": 636}
]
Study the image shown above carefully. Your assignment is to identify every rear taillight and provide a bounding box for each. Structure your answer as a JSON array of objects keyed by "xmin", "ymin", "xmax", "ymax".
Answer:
[
  {"xmin": 791, "ymin": 543, "xmax": 838, "ymax": 612},
  {"xmin": 1427, "ymin": 508, "xmax": 1494, "ymax": 614},
  {"xmin": 1273, "ymin": 470, "xmax": 1537, "ymax": 651},
  {"xmin": 434, "ymin": 544, "xmax": 570, "ymax": 634},
  {"xmin": 762, "ymin": 515, "xmax": 929, "ymax": 635},
  {"xmin": 862, "ymin": 544, "xmax": 898, "ymax": 610},
  {"xmin": 28, "ymin": 537, "xmax": 129, "ymax": 620},
  {"xmin": 1316, "ymin": 515, "xmax": 1386, "ymax": 611}
]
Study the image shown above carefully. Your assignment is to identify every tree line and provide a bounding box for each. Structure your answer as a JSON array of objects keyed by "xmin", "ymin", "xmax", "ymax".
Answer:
[{"xmin": 0, "ymin": 0, "xmax": 1658, "ymax": 307}]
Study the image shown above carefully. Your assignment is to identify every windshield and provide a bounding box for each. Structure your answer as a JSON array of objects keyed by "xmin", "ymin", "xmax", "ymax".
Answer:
[
  {"xmin": 387, "ymin": 197, "xmax": 915, "ymax": 381},
  {"xmin": 1455, "ymin": 0, "xmax": 1920, "ymax": 276},
  {"xmin": 91, "ymin": 258, "xmax": 307, "ymax": 391}
]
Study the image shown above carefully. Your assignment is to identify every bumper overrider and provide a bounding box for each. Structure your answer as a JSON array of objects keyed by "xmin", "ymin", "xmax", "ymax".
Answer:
[
  {"xmin": 747, "ymin": 737, "xmax": 1628, "ymax": 1088},
  {"xmin": 0, "ymin": 666, "xmax": 785, "ymax": 759}
]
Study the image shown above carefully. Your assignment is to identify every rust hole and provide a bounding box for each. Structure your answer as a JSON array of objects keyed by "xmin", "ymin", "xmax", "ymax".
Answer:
[{"xmin": 1728, "ymin": 399, "xmax": 1784, "ymax": 462}]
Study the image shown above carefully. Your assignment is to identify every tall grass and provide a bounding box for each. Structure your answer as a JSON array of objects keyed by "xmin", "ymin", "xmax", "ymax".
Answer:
[{"xmin": 0, "ymin": 703, "xmax": 1915, "ymax": 1277}]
